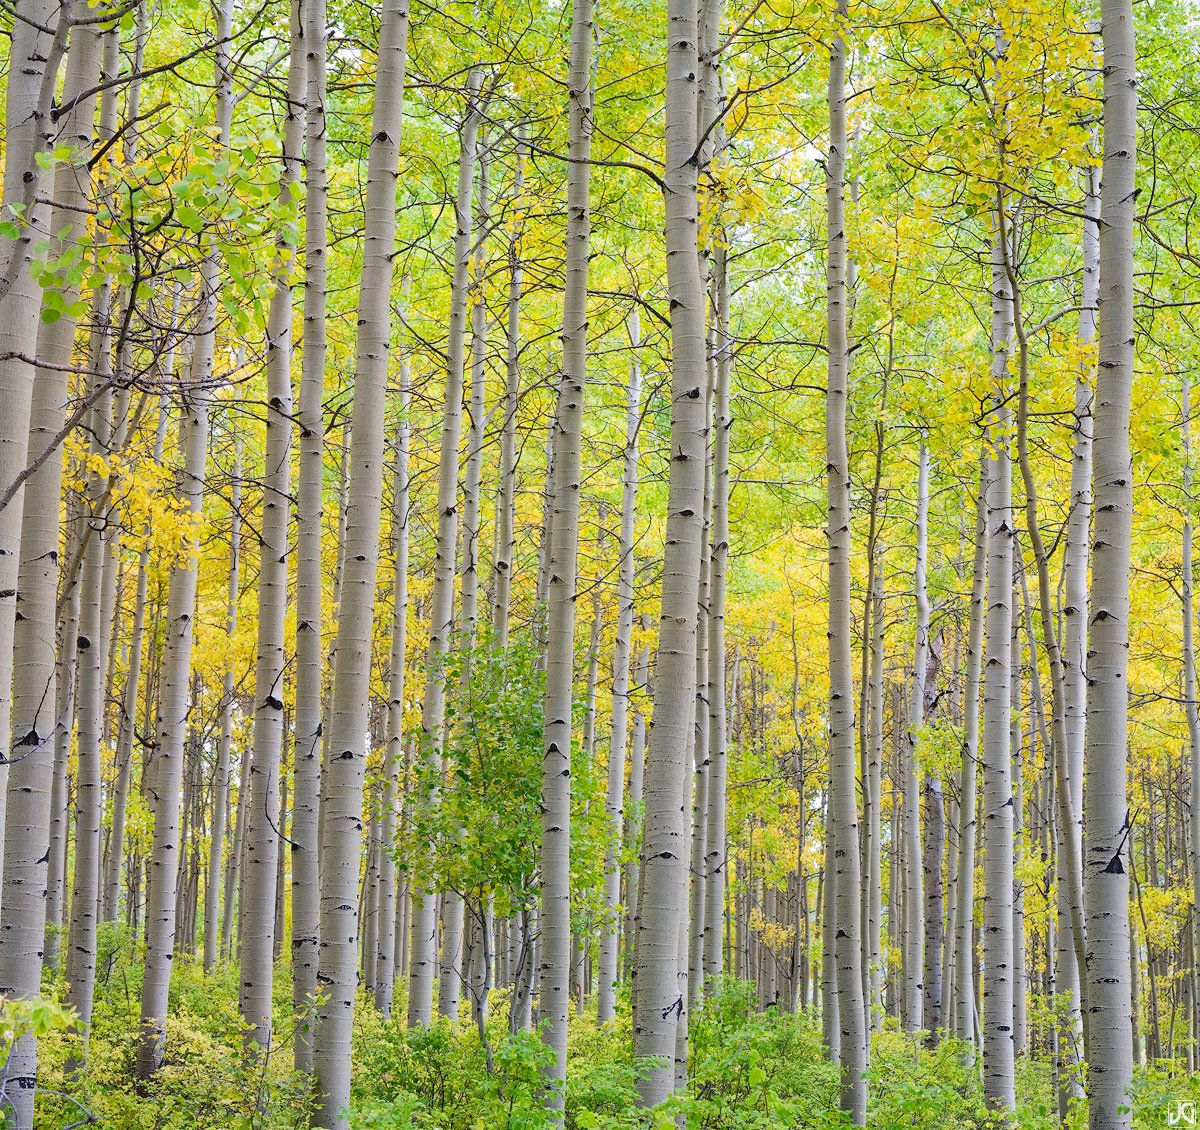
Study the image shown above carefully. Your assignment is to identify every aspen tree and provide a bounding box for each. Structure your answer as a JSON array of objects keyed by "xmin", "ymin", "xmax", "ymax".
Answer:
[
  {"xmin": 902, "ymin": 440, "xmax": 929, "ymax": 1032},
  {"xmin": 376, "ymin": 386, "xmax": 410, "ymax": 1019},
  {"xmin": 632, "ymin": 0, "xmax": 708, "ymax": 1100},
  {"xmin": 1082, "ymin": 0, "xmax": 1137, "ymax": 1115},
  {"xmin": 240, "ymin": 0, "xmax": 304, "ymax": 1050},
  {"xmin": 292, "ymin": 0, "xmax": 330, "ymax": 1065},
  {"xmin": 407, "ymin": 67, "xmax": 480, "ymax": 1031},
  {"xmin": 538, "ymin": 0, "xmax": 593, "ymax": 1097},
  {"xmin": 206, "ymin": 440, "xmax": 241, "ymax": 969},
  {"xmin": 703, "ymin": 251, "xmax": 732, "ymax": 981},
  {"xmin": 1055, "ymin": 163, "xmax": 1097, "ymax": 1114},
  {"xmin": 310, "ymin": 0, "xmax": 409, "ymax": 1118},
  {"xmin": 981, "ymin": 216, "xmax": 1016, "ymax": 1115},
  {"xmin": 825, "ymin": 1, "xmax": 867, "ymax": 1117},
  {"xmin": 0, "ymin": 0, "xmax": 66, "ymax": 872},
  {"xmin": 597, "ymin": 313, "xmax": 642, "ymax": 1024},
  {"xmin": 492, "ymin": 129, "xmax": 525, "ymax": 650},
  {"xmin": 0, "ymin": 18, "xmax": 104, "ymax": 1116}
]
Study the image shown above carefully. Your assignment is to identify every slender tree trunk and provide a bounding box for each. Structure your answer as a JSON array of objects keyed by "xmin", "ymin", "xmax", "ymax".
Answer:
[
  {"xmin": 0, "ymin": 20, "xmax": 104, "ymax": 1116},
  {"xmin": 1083, "ymin": 0, "xmax": 1137, "ymax": 1116},
  {"xmin": 309, "ymin": 0, "xmax": 409, "ymax": 1119},
  {"xmin": 239, "ymin": 0, "xmax": 303, "ymax": 1049},
  {"xmin": 537, "ymin": 0, "xmax": 594, "ymax": 1103},
  {"xmin": 408, "ymin": 69, "xmax": 479, "ymax": 1032},
  {"xmin": 704, "ymin": 253, "xmax": 733, "ymax": 981},
  {"xmin": 981, "ymin": 215, "xmax": 1016, "ymax": 1115},
  {"xmin": 632, "ymin": 0, "xmax": 707, "ymax": 1099},
  {"xmin": 955, "ymin": 454, "xmax": 988, "ymax": 1047},
  {"xmin": 292, "ymin": 0, "xmax": 329, "ymax": 1067},
  {"xmin": 825, "ymin": 9, "xmax": 867, "ymax": 1119},
  {"xmin": 597, "ymin": 313, "xmax": 642, "ymax": 1023}
]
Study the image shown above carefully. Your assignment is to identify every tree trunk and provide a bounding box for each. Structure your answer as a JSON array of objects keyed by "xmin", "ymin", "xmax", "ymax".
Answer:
[
  {"xmin": 825, "ymin": 9, "xmax": 867, "ymax": 1119},
  {"xmin": 1083, "ymin": 0, "xmax": 1137, "ymax": 1116},
  {"xmin": 239, "ymin": 0, "xmax": 303, "ymax": 1049},
  {"xmin": 597, "ymin": 313, "xmax": 642, "ymax": 1023},
  {"xmin": 309, "ymin": 0, "xmax": 409, "ymax": 1120},
  {"xmin": 632, "ymin": 0, "xmax": 707, "ymax": 1099}
]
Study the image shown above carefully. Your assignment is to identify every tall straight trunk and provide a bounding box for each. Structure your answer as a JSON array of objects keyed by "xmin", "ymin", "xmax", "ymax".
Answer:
[
  {"xmin": 65, "ymin": 247, "xmax": 120, "ymax": 1061},
  {"xmin": 825, "ymin": 9, "xmax": 866, "ymax": 1120},
  {"xmin": 1083, "ymin": 0, "xmax": 1137, "ymax": 1118},
  {"xmin": 492, "ymin": 128, "xmax": 525, "ymax": 648},
  {"xmin": 0, "ymin": 20, "xmax": 104, "ymax": 1117},
  {"xmin": 407, "ymin": 69, "xmax": 479, "ymax": 1031},
  {"xmin": 0, "ymin": 0, "xmax": 65, "ymax": 889},
  {"xmin": 902, "ymin": 441, "xmax": 929, "ymax": 1032},
  {"xmin": 310, "ymin": 0, "xmax": 409, "ymax": 1121},
  {"xmin": 1011, "ymin": 592, "xmax": 1027, "ymax": 1058},
  {"xmin": 597, "ymin": 313, "xmax": 642, "ymax": 1024},
  {"xmin": 376, "ymin": 391, "xmax": 410, "ymax": 1019},
  {"xmin": 292, "ymin": 0, "xmax": 329, "ymax": 1068},
  {"xmin": 1185, "ymin": 373, "xmax": 1200, "ymax": 1116},
  {"xmin": 45, "ymin": 562, "xmax": 80, "ymax": 972},
  {"xmin": 981, "ymin": 216, "xmax": 1016, "ymax": 1114},
  {"xmin": 205, "ymin": 441, "xmax": 241, "ymax": 969},
  {"xmin": 137, "ymin": 393, "xmax": 214, "ymax": 1076},
  {"xmin": 538, "ymin": 0, "xmax": 593, "ymax": 1101},
  {"xmin": 622, "ymin": 624, "xmax": 650, "ymax": 979},
  {"xmin": 955, "ymin": 455, "xmax": 988, "ymax": 1046},
  {"xmin": 704, "ymin": 250, "xmax": 732, "ymax": 980},
  {"xmin": 865, "ymin": 556, "xmax": 885, "ymax": 1026},
  {"xmin": 1057, "ymin": 169, "xmax": 1096, "ymax": 1110},
  {"xmin": 632, "ymin": 0, "xmax": 707, "ymax": 1100},
  {"xmin": 240, "ymin": 0, "xmax": 303, "ymax": 1048}
]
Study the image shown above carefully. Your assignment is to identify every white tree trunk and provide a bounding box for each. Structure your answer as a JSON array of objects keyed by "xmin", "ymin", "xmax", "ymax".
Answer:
[
  {"xmin": 538, "ymin": 0, "xmax": 593, "ymax": 1100},
  {"xmin": 632, "ymin": 0, "xmax": 708, "ymax": 1099},
  {"xmin": 1083, "ymin": 0, "xmax": 1137, "ymax": 1117},
  {"xmin": 310, "ymin": 0, "xmax": 409, "ymax": 1120},
  {"xmin": 981, "ymin": 218, "xmax": 1015, "ymax": 1114},
  {"xmin": 597, "ymin": 312, "xmax": 642, "ymax": 1023},
  {"xmin": 408, "ymin": 69, "xmax": 480, "ymax": 1030}
]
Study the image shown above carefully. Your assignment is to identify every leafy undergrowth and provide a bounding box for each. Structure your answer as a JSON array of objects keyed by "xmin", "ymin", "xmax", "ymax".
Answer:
[{"xmin": 19, "ymin": 942, "xmax": 1180, "ymax": 1129}]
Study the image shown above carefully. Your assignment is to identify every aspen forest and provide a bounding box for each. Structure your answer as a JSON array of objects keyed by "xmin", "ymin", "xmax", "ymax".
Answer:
[{"xmin": 1, "ymin": 0, "xmax": 1198, "ymax": 1121}]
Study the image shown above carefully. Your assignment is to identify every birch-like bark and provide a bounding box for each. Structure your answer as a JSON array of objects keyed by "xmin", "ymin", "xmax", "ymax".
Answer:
[
  {"xmin": 376, "ymin": 390, "xmax": 410, "ymax": 1019},
  {"xmin": 206, "ymin": 442, "xmax": 241, "ymax": 969},
  {"xmin": 137, "ymin": 391, "xmax": 214, "ymax": 1077},
  {"xmin": 408, "ymin": 69, "xmax": 479, "ymax": 1031},
  {"xmin": 981, "ymin": 216, "xmax": 1016, "ymax": 1114},
  {"xmin": 825, "ymin": 9, "xmax": 867, "ymax": 1119},
  {"xmin": 0, "ymin": 20, "xmax": 104, "ymax": 1115},
  {"xmin": 902, "ymin": 441, "xmax": 929, "ymax": 1032},
  {"xmin": 955, "ymin": 454, "xmax": 987, "ymax": 1047},
  {"xmin": 704, "ymin": 251, "xmax": 732, "ymax": 980},
  {"xmin": 597, "ymin": 313, "xmax": 642, "ymax": 1024},
  {"xmin": 310, "ymin": 0, "xmax": 409, "ymax": 1120},
  {"xmin": 622, "ymin": 622, "xmax": 650, "ymax": 977},
  {"xmin": 632, "ymin": 0, "xmax": 707, "ymax": 1099},
  {"xmin": 292, "ymin": 0, "xmax": 329, "ymax": 1066},
  {"xmin": 0, "ymin": 0, "xmax": 65, "ymax": 880},
  {"xmin": 239, "ymin": 0, "xmax": 303, "ymax": 1049},
  {"xmin": 1055, "ymin": 161, "xmax": 1097, "ymax": 1115},
  {"xmin": 492, "ymin": 128, "xmax": 525, "ymax": 649},
  {"xmin": 539, "ymin": 0, "xmax": 593, "ymax": 1098},
  {"xmin": 1083, "ymin": 0, "xmax": 1137, "ymax": 1117}
]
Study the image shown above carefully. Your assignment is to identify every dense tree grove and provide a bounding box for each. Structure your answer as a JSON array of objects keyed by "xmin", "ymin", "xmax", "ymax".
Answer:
[{"xmin": 1, "ymin": 0, "xmax": 1199, "ymax": 1123}]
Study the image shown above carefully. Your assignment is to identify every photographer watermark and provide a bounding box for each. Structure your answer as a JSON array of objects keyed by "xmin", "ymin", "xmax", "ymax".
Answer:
[{"xmin": 1169, "ymin": 1100, "xmax": 1199, "ymax": 1126}]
